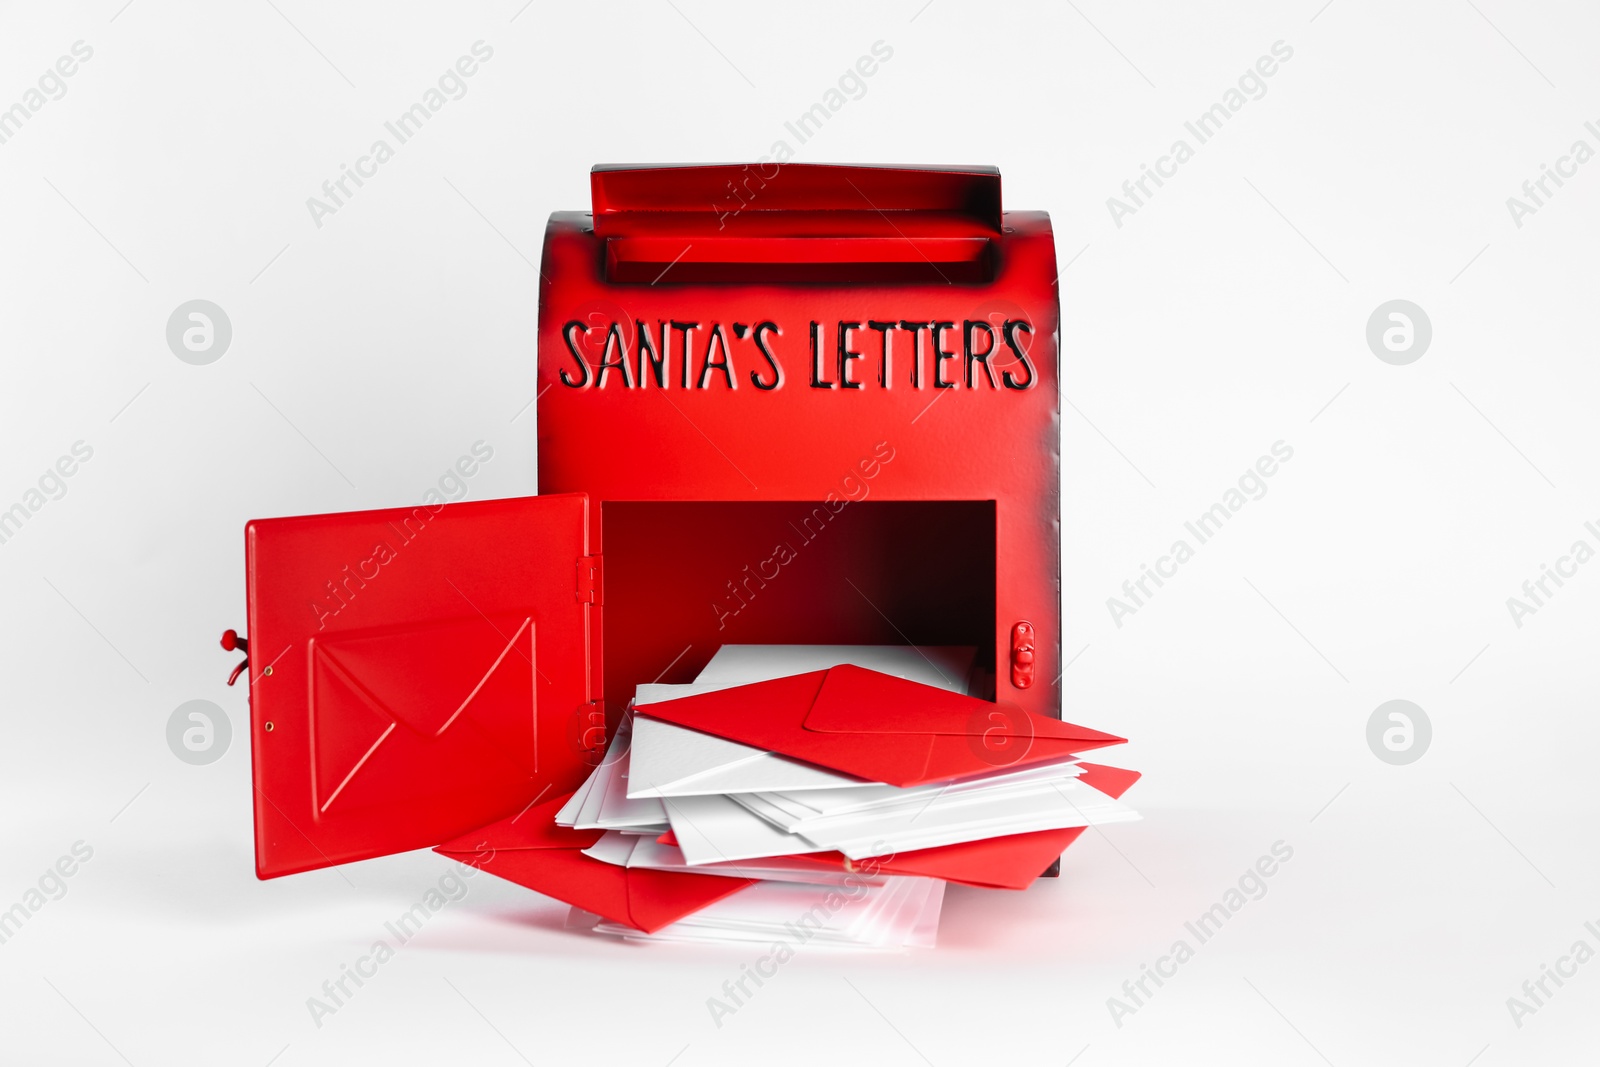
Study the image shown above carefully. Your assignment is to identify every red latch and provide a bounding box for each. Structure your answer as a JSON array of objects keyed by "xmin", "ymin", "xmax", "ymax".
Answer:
[
  {"xmin": 221, "ymin": 628, "xmax": 249, "ymax": 686},
  {"xmin": 1010, "ymin": 622, "xmax": 1035, "ymax": 690},
  {"xmin": 571, "ymin": 701, "xmax": 607, "ymax": 767}
]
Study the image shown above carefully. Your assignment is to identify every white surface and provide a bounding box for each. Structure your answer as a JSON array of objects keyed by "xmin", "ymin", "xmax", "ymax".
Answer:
[
  {"xmin": 593, "ymin": 875, "xmax": 946, "ymax": 949},
  {"xmin": 3, "ymin": 0, "xmax": 1599, "ymax": 1064}
]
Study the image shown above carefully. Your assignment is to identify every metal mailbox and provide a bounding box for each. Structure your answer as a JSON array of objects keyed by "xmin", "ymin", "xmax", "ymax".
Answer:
[{"xmin": 232, "ymin": 163, "xmax": 1062, "ymax": 881}]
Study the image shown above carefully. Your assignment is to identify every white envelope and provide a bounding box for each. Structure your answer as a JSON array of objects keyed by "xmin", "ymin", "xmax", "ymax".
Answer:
[
  {"xmin": 555, "ymin": 720, "xmax": 631, "ymax": 828},
  {"xmin": 660, "ymin": 792, "xmax": 832, "ymax": 865},
  {"xmin": 582, "ymin": 831, "xmax": 880, "ymax": 886},
  {"xmin": 666, "ymin": 773, "xmax": 1138, "ymax": 863},
  {"xmin": 557, "ymin": 716, "xmax": 668, "ymax": 831},
  {"xmin": 580, "ymin": 829, "xmax": 641, "ymax": 867},
  {"xmin": 596, "ymin": 766, "xmax": 668, "ymax": 830},
  {"xmin": 809, "ymin": 777, "xmax": 1141, "ymax": 860},
  {"xmin": 746, "ymin": 756, "xmax": 1086, "ymax": 830}
]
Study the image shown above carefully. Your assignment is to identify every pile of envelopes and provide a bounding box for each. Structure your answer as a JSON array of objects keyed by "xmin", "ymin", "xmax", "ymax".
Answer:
[{"xmin": 437, "ymin": 646, "xmax": 1139, "ymax": 948}]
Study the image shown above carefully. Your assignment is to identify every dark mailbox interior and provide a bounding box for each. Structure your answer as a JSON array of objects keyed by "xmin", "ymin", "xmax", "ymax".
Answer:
[{"xmin": 601, "ymin": 500, "xmax": 997, "ymax": 719}]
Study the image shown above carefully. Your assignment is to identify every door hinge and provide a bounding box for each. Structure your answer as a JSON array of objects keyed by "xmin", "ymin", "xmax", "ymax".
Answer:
[{"xmin": 577, "ymin": 554, "xmax": 602, "ymax": 605}]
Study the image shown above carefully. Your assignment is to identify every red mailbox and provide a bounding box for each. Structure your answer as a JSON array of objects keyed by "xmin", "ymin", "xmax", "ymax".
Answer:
[{"xmin": 234, "ymin": 164, "xmax": 1062, "ymax": 881}]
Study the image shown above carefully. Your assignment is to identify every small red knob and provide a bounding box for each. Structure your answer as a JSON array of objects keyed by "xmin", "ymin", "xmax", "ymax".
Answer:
[{"xmin": 221, "ymin": 629, "xmax": 250, "ymax": 686}]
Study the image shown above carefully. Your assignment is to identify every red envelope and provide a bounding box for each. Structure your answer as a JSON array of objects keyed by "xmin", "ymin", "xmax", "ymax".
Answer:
[
  {"xmin": 635, "ymin": 664, "xmax": 1126, "ymax": 787},
  {"xmin": 434, "ymin": 794, "xmax": 753, "ymax": 933}
]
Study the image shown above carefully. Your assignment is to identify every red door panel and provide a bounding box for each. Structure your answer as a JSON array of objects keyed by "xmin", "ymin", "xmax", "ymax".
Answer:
[{"xmin": 244, "ymin": 494, "xmax": 594, "ymax": 878}]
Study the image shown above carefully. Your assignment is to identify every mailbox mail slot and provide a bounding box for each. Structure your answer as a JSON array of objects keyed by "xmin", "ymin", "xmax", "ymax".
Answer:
[{"xmin": 236, "ymin": 164, "xmax": 1061, "ymax": 881}]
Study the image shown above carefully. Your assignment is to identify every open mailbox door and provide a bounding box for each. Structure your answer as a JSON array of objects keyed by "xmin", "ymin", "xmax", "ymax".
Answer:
[{"xmin": 243, "ymin": 493, "xmax": 597, "ymax": 879}]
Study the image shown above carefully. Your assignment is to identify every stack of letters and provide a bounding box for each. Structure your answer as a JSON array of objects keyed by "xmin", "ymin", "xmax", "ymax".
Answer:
[{"xmin": 438, "ymin": 646, "xmax": 1138, "ymax": 949}]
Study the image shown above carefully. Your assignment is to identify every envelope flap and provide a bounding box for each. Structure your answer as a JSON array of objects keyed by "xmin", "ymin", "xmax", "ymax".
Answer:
[
  {"xmin": 802, "ymin": 665, "xmax": 1124, "ymax": 750},
  {"xmin": 437, "ymin": 844, "xmax": 636, "ymax": 925},
  {"xmin": 636, "ymin": 669, "xmax": 829, "ymax": 724},
  {"xmin": 435, "ymin": 793, "xmax": 603, "ymax": 853},
  {"xmin": 624, "ymin": 868, "xmax": 757, "ymax": 933},
  {"xmin": 799, "ymin": 664, "xmax": 984, "ymax": 734},
  {"xmin": 436, "ymin": 810, "xmax": 753, "ymax": 933},
  {"xmin": 863, "ymin": 827, "xmax": 1089, "ymax": 890},
  {"xmin": 1077, "ymin": 763, "xmax": 1141, "ymax": 800},
  {"xmin": 637, "ymin": 669, "xmax": 942, "ymax": 785}
]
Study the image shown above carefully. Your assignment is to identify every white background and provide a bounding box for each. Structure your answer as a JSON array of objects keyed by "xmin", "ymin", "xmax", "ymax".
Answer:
[{"xmin": 2, "ymin": 0, "xmax": 1598, "ymax": 1063}]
